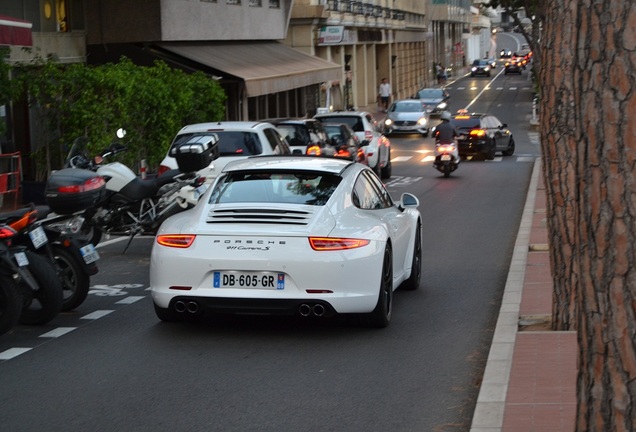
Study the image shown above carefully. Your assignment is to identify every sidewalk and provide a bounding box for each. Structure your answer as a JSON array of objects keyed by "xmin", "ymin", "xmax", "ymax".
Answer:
[{"xmin": 470, "ymin": 158, "xmax": 577, "ymax": 431}]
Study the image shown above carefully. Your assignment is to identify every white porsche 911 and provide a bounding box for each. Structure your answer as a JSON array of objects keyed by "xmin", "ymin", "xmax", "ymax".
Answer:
[{"xmin": 150, "ymin": 156, "xmax": 422, "ymax": 328}]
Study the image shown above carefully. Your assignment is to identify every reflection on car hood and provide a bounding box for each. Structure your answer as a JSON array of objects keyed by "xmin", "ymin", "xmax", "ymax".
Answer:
[{"xmin": 419, "ymin": 98, "xmax": 443, "ymax": 104}]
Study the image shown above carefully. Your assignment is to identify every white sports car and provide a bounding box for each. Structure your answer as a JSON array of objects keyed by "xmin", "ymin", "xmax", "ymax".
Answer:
[{"xmin": 150, "ymin": 156, "xmax": 422, "ymax": 328}]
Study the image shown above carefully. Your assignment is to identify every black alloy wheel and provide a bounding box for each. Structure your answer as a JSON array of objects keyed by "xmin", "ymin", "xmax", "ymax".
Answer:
[
  {"xmin": 362, "ymin": 245, "xmax": 393, "ymax": 328},
  {"xmin": 502, "ymin": 137, "xmax": 515, "ymax": 156},
  {"xmin": 52, "ymin": 245, "xmax": 90, "ymax": 311}
]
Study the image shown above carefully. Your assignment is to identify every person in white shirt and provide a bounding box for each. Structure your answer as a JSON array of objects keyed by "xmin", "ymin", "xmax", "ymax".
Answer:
[{"xmin": 378, "ymin": 78, "xmax": 391, "ymax": 112}]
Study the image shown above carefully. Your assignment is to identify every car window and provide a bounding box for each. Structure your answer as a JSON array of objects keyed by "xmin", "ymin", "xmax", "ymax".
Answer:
[
  {"xmin": 352, "ymin": 171, "xmax": 391, "ymax": 210},
  {"xmin": 171, "ymin": 131, "xmax": 262, "ymax": 156},
  {"xmin": 318, "ymin": 116, "xmax": 362, "ymax": 132},
  {"xmin": 363, "ymin": 171, "xmax": 393, "ymax": 207},
  {"xmin": 451, "ymin": 117, "xmax": 481, "ymax": 130},
  {"xmin": 277, "ymin": 125, "xmax": 309, "ymax": 147},
  {"xmin": 263, "ymin": 128, "xmax": 291, "ymax": 154},
  {"xmin": 391, "ymin": 102, "xmax": 424, "ymax": 113},
  {"xmin": 209, "ymin": 171, "xmax": 341, "ymax": 206}
]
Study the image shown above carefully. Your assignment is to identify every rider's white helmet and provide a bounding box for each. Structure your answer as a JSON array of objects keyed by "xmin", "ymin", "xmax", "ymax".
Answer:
[{"xmin": 440, "ymin": 111, "xmax": 452, "ymax": 121}]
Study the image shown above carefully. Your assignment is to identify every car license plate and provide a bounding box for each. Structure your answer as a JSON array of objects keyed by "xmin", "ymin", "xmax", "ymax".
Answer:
[
  {"xmin": 28, "ymin": 226, "xmax": 48, "ymax": 249},
  {"xmin": 14, "ymin": 251, "xmax": 29, "ymax": 267},
  {"xmin": 80, "ymin": 243, "xmax": 100, "ymax": 264},
  {"xmin": 441, "ymin": 154, "xmax": 452, "ymax": 161},
  {"xmin": 213, "ymin": 271, "xmax": 285, "ymax": 290}
]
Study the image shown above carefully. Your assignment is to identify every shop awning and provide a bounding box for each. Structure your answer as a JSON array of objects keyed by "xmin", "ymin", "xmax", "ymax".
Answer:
[
  {"xmin": 158, "ymin": 41, "xmax": 341, "ymax": 97},
  {"xmin": 0, "ymin": 15, "xmax": 32, "ymax": 47}
]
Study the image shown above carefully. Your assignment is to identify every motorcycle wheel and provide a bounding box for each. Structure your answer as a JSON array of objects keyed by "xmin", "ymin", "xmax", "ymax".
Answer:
[
  {"xmin": 0, "ymin": 273, "xmax": 22, "ymax": 335},
  {"xmin": 19, "ymin": 251, "xmax": 64, "ymax": 325},
  {"xmin": 51, "ymin": 245, "xmax": 90, "ymax": 311}
]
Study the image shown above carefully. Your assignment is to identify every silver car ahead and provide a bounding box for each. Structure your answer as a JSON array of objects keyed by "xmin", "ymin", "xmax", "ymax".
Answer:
[{"xmin": 383, "ymin": 100, "xmax": 431, "ymax": 137}]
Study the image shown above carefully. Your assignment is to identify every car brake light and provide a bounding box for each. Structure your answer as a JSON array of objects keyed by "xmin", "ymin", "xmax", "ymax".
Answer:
[
  {"xmin": 335, "ymin": 149, "xmax": 351, "ymax": 158},
  {"xmin": 58, "ymin": 177, "xmax": 106, "ymax": 193},
  {"xmin": 470, "ymin": 129, "xmax": 486, "ymax": 137},
  {"xmin": 306, "ymin": 145, "xmax": 322, "ymax": 156},
  {"xmin": 156, "ymin": 234, "xmax": 196, "ymax": 248},
  {"xmin": 308, "ymin": 237, "xmax": 370, "ymax": 251}
]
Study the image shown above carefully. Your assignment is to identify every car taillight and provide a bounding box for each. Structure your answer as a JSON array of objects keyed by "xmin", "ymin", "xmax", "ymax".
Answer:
[
  {"xmin": 308, "ymin": 237, "xmax": 370, "ymax": 251},
  {"xmin": 306, "ymin": 145, "xmax": 322, "ymax": 156},
  {"xmin": 58, "ymin": 177, "xmax": 106, "ymax": 193},
  {"xmin": 156, "ymin": 234, "xmax": 196, "ymax": 248},
  {"xmin": 157, "ymin": 165, "xmax": 171, "ymax": 176},
  {"xmin": 470, "ymin": 129, "xmax": 486, "ymax": 137},
  {"xmin": 335, "ymin": 149, "xmax": 351, "ymax": 158}
]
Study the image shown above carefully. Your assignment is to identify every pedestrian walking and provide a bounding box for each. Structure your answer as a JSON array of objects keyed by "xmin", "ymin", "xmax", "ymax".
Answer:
[
  {"xmin": 436, "ymin": 63, "xmax": 444, "ymax": 85},
  {"xmin": 378, "ymin": 78, "xmax": 391, "ymax": 112}
]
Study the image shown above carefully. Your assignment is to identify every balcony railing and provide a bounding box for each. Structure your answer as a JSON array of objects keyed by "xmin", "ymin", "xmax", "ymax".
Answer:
[{"xmin": 325, "ymin": 0, "xmax": 405, "ymax": 20}]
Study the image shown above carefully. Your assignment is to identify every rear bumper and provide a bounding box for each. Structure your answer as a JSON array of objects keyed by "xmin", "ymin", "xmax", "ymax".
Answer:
[{"xmin": 458, "ymin": 139, "xmax": 488, "ymax": 156}]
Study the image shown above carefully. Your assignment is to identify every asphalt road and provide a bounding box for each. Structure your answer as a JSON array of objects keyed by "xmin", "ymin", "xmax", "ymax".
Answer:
[{"xmin": 0, "ymin": 65, "xmax": 539, "ymax": 432}]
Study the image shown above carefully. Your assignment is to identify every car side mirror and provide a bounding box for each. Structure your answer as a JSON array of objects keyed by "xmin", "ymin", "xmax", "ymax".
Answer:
[
  {"xmin": 398, "ymin": 192, "xmax": 419, "ymax": 211},
  {"xmin": 500, "ymin": 123, "xmax": 508, "ymax": 128},
  {"xmin": 360, "ymin": 140, "xmax": 370, "ymax": 147}
]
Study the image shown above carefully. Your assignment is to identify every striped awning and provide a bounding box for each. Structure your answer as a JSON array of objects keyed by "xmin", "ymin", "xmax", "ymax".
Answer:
[{"xmin": 0, "ymin": 15, "xmax": 33, "ymax": 47}]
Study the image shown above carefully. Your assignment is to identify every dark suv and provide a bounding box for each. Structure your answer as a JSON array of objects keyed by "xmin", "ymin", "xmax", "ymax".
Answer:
[
  {"xmin": 265, "ymin": 118, "xmax": 329, "ymax": 155},
  {"xmin": 450, "ymin": 112, "xmax": 515, "ymax": 160}
]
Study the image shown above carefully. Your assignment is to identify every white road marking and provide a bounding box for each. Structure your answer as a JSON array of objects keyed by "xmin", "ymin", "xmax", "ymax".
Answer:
[
  {"xmin": 0, "ymin": 347, "xmax": 32, "ymax": 360},
  {"xmin": 81, "ymin": 310, "xmax": 114, "ymax": 320},
  {"xmin": 40, "ymin": 327, "xmax": 77, "ymax": 338},
  {"xmin": 391, "ymin": 156, "xmax": 411, "ymax": 162},
  {"xmin": 116, "ymin": 296, "xmax": 145, "ymax": 305},
  {"xmin": 422, "ymin": 156, "xmax": 435, "ymax": 162}
]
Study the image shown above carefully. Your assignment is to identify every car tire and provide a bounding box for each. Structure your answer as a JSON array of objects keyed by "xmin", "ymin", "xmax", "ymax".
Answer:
[
  {"xmin": 380, "ymin": 149, "xmax": 392, "ymax": 179},
  {"xmin": 51, "ymin": 245, "xmax": 90, "ymax": 311},
  {"xmin": 154, "ymin": 302, "xmax": 181, "ymax": 322},
  {"xmin": 361, "ymin": 245, "xmax": 393, "ymax": 328},
  {"xmin": 19, "ymin": 251, "xmax": 64, "ymax": 325},
  {"xmin": 485, "ymin": 140, "xmax": 496, "ymax": 160},
  {"xmin": 502, "ymin": 137, "xmax": 516, "ymax": 156},
  {"xmin": 401, "ymin": 224, "xmax": 422, "ymax": 291}
]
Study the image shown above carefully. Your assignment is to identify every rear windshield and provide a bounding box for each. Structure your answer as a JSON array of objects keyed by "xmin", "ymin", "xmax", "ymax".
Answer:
[
  {"xmin": 450, "ymin": 118, "xmax": 481, "ymax": 129},
  {"xmin": 172, "ymin": 131, "xmax": 263, "ymax": 156},
  {"xmin": 416, "ymin": 89, "xmax": 442, "ymax": 99},
  {"xmin": 209, "ymin": 171, "xmax": 342, "ymax": 206},
  {"xmin": 276, "ymin": 125, "xmax": 310, "ymax": 147},
  {"xmin": 317, "ymin": 116, "xmax": 363, "ymax": 132}
]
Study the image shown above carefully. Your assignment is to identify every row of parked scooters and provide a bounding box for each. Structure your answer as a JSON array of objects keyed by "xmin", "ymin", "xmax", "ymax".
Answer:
[
  {"xmin": 0, "ymin": 129, "xmax": 217, "ymax": 335},
  {"xmin": 0, "ymin": 204, "xmax": 99, "ymax": 335}
]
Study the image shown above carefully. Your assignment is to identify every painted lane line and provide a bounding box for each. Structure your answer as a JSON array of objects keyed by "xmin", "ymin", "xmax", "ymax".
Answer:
[
  {"xmin": 391, "ymin": 156, "xmax": 412, "ymax": 162},
  {"xmin": 81, "ymin": 310, "xmax": 114, "ymax": 320},
  {"xmin": 116, "ymin": 296, "xmax": 145, "ymax": 305},
  {"xmin": 40, "ymin": 327, "xmax": 77, "ymax": 338},
  {"xmin": 422, "ymin": 156, "xmax": 435, "ymax": 162},
  {"xmin": 0, "ymin": 347, "xmax": 32, "ymax": 360}
]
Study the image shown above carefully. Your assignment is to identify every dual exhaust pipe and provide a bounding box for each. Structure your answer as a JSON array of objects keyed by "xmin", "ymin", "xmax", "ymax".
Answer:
[
  {"xmin": 174, "ymin": 300, "xmax": 199, "ymax": 314},
  {"xmin": 298, "ymin": 303, "xmax": 326, "ymax": 317}
]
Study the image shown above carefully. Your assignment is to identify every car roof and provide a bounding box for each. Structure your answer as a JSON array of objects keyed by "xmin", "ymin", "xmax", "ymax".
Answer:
[
  {"xmin": 177, "ymin": 121, "xmax": 275, "ymax": 134},
  {"xmin": 314, "ymin": 111, "xmax": 370, "ymax": 118},
  {"xmin": 263, "ymin": 118, "xmax": 319, "ymax": 126},
  {"xmin": 222, "ymin": 155, "xmax": 355, "ymax": 175}
]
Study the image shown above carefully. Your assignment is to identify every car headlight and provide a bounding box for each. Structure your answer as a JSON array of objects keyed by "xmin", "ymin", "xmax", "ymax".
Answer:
[
  {"xmin": 437, "ymin": 102, "xmax": 447, "ymax": 109},
  {"xmin": 417, "ymin": 118, "xmax": 427, "ymax": 126},
  {"xmin": 384, "ymin": 119, "xmax": 393, "ymax": 126},
  {"xmin": 484, "ymin": 67, "xmax": 490, "ymax": 71}
]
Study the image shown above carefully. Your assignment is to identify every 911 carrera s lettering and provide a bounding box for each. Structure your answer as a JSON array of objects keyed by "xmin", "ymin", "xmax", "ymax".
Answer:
[{"xmin": 213, "ymin": 271, "xmax": 285, "ymax": 289}]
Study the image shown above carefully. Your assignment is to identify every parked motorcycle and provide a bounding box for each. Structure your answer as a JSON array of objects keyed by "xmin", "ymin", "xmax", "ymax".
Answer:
[
  {"xmin": 47, "ymin": 130, "xmax": 214, "ymax": 251},
  {"xmin": 2, "ymin": 204, "xmax": 99, "ymax": 311},
  {"xmin": 0, "ymin": 226, "xmax": 23, "ymax": 335},
  {"xmin": 0, "ymin": 222, "xmax": 63, "ymax": 328}
]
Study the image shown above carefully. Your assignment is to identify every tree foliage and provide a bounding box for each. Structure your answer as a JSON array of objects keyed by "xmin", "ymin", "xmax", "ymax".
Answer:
[{"xmin": 11, "ymin": 56, "xmax": 226, "ymax": 179}]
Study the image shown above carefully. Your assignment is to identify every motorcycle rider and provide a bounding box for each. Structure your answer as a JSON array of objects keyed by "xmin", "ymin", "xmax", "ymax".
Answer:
[{"xmin": 433, "ymin": 111, "xmax": 461, "ymax": 165}]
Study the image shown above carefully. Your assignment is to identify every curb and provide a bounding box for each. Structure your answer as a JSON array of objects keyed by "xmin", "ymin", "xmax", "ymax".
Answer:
[{"xmin": 469, "ymin": 157, "xmax": 542, "ymax": 431}]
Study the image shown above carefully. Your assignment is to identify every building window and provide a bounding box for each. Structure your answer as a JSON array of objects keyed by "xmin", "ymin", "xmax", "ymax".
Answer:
[
  {"xmin": 227, "ymin": 0, "xmax": 241, "ymax": 4},
  {"xmin": 269, "ymin": 0, "xmax": 280, "ymax": 7},
  {"xmin": 200, "ymin": 0, "xmax": 217, "ymax": 2},
  {"xmin": 249, "ymin": 0, "xmax": 262, "ymax": 5}
]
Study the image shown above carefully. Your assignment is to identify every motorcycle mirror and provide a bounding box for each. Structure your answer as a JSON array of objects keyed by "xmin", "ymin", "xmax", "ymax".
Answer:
[{"xmin": 116, "ymin": 128, "xmax": 127, "ymax": 139}]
